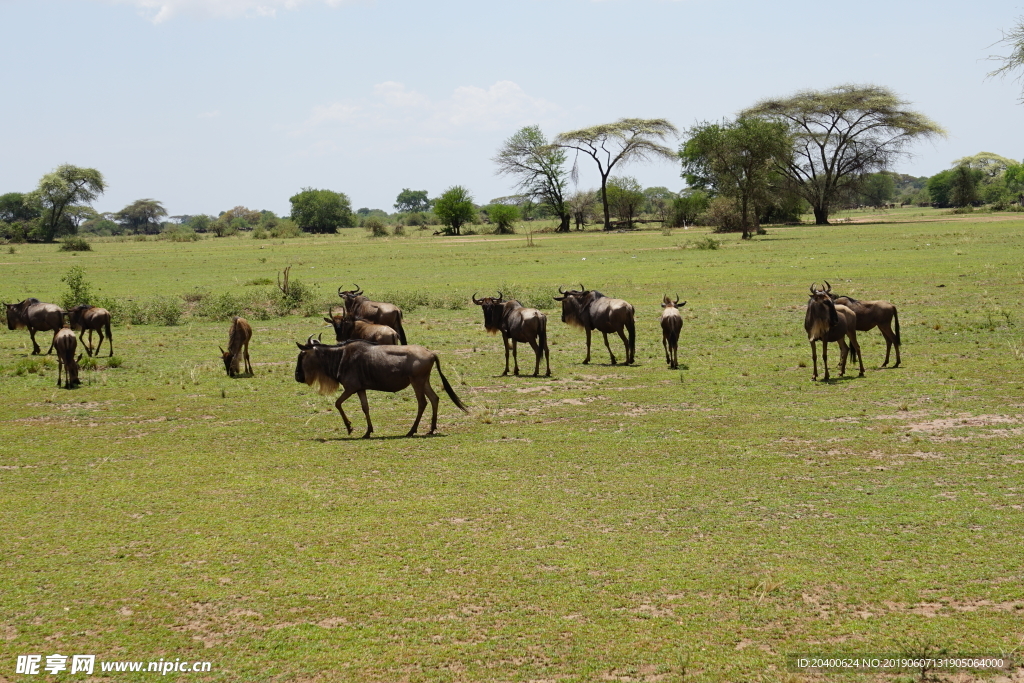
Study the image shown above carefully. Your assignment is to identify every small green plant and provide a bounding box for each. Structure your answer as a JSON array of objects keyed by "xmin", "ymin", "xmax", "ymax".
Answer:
[
  {"xmin": 7, "ymin": 246, "xmax": 16, "ymax": 254},
  {"xmin": 60, "ymin": 265, "xmax": 94, "ymax": 309},
  {"xmin": 392, "ymin": 224, "xmax": 406, "ymax": 237},
  {"xmin": 693, "ymin": 236, "xmax": 722, "ymax": 250},
  {"xmin": 106, "ymin": 356, "xmax": 123, "ymax": 369},
  {"xmin": 365, "ymin": 217, "xmax": 388, "ymax": 237},
  {"xmin": 245, "ymin": 277, "xmax": 274, "ymax": 286},
  {"xmin": 79, "ymin": 356, "xmax": 98, "ymax": 371},
  {"xmin": 58, "ymin": 236, "xmax": 92, "ymax": 252}
]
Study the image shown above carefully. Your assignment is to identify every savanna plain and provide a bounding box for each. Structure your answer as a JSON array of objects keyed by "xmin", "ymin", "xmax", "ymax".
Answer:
[{"xmin": 2, "ymin": 212, "xmax": 1024, "ymax": 682}]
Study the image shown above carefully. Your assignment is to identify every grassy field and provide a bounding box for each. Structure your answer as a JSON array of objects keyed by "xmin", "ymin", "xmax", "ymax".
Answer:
[{"xmin": 2, "ymin": 211, "xmax": 1024, "ymax": 682}]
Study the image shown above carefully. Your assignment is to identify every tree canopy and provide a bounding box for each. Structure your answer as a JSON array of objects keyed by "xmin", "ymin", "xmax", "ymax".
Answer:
[
  {"xmin": 554, "ymin": 118, "xmax": 678, "ymax": 230},
  {"xmin": 0, "ymin": 192, "xmax": 42, "ymax": 223},
  {"xmin": 289, "ymin": 188, "xmax": 354, "ymax": 234},
  {"xmin": 679, "ymin": 117, "xmax": 791, "ymax": 238},
  {"xmin": 394, "ymin": 189, "xmax": 430, "ymax": 213},
  {"xmin": 742, "ymin": 84, "xmax": 945, "ymax": 224},
  {"xmin": 116, "ymin": 199, "xmax": 167, "ymax": 234},
  {"xmin": 493, "ymin": 126, "xmax": 571, "ymax": 232},
  {"xmin": 433, "ymin": 186, "xmax": 476, "ymax": 235},
  {"xmin": 988, "ymin": 16, "xmax": 1024, "ymax": 102},
  {"xmin": 31, "ymin": 164, "xmax": 106, "ymax": 242}
]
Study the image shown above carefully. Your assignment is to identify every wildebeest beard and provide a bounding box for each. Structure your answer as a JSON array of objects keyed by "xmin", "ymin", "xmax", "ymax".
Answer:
[
  {"xmin": 806, "ymin": 296, "xmax": 839, "ymax": 340},
  {"xmin": 295, "ymin": 344, "xmax": 346, "ymax": 395}
]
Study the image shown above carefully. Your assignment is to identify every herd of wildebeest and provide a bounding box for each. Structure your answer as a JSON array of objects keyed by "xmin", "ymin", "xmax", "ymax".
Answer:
[{"xmin": 4, "ymin": 281, "xmax": 901, "ymax": 438}]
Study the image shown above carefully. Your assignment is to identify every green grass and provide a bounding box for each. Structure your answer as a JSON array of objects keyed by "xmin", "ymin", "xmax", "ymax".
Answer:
[{"xmin": 2, "ymin": 214, "xmax": 1024, "ymax": 681}]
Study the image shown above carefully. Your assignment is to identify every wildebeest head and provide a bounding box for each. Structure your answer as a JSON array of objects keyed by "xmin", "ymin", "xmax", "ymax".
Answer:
[
  {"xmin": 65, "ymin": 304, "xmax": 94, "ymax": 330},
  {"xmin": 324, "ymin": 307, "xmax": 351, "ymax": 341},
  {"xmin": 5, "ymin": 299, "xmax": 39, "ymax": 330},
  {"xmin": 472, "ymin": 292, "xmax": 506, "ymax": 333},
  {"xmin": 806, "ymin": 283, "xmax": 839, "ymax": 339},
  {"xmin": 337, "ymin": 284, "xmax": 365, "ymax": 311},
  {"xmin": 661, "ymin": 294, "xmax": 686, "ymax": 309},
  {"xmin": 553, "ymin": 285, "xmax": 587, "ymax": 327}
]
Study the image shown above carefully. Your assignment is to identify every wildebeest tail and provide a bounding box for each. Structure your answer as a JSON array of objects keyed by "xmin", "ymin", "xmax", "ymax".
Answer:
[
  {"xmin": 538, "ymin": 315, "xmax": 548, "ymax": 352},
  {"xmin": 434, "ymin": 356, "xmax": 469, "ymax": 413},
  {"xmin": 893, "ymin": 308, "xmax": 901, "ymax": 347},
  {"xmin": 626, "ymin": 311, "xmax": 636, "ymax": 356},
  {"xmin": 395, "ymin": 312, "xmax": 408, "ymax": 345}
]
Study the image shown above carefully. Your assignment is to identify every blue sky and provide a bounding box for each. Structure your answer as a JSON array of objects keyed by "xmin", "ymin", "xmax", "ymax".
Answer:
[{"xmin": 2, "ymin": 0, "xmax": 1022, "ymax": 217}]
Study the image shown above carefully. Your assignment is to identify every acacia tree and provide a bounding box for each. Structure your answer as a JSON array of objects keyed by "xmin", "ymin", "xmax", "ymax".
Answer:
[
  {"xmin": 433, "ymin": 186, "xmax": 476, "ymax": 235},
  {"xmin": 493, "ymin": 126, "xmax": 571, "ymax": 232},
  {"xmin": 289, "ymin": 188, "xmax": 353, "ymax": 233},
  {"xmin": 554, "ymin": 118, "xmax": 678, "ymax": 230},
  {"xmin": 679, "ymin": 117, "xmax": 791, "ymax": 239},
  {"xmin": 31, "ymin": 164, "xmax": 106, "ymax": 242},
  {"xmin": 394, "ymin": 189, "xmax": 430, "ymax": 213},
  {"xmin": 742, "ymin": 85, "xmax": 945, "ymax": 225},
  {"xmin": 989, "ymin": 16, "xmax": 1024, "ymax": 101},
  {"xmin": 606, "ymin": 176, "xmax": 645, "ymax": 228},
  {"xmin": 116, "ymin": 199, "xmax": 167, "ymax": 234}
]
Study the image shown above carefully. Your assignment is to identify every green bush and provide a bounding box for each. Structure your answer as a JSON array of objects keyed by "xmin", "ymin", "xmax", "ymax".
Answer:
[
  {"xmin": 252, "ymin": 227, "xmax": 269, "ymax": 240},
  {"xmin": 393, "ymin": 224, "xmax": 406, "ymax": 237},
  {"xmin": 693, "ymin": 236, "xmax": 722, "ymax": 250},
  {"xmin": 58, "ymin": 236, "xmax": 92, "ymax": 252},
  {"xmin": 365, "ymin": 217, "xmax": 389, "ymax": 237},
  {"xmin": 488, "ymin": 204, "xmax": 519, "ymax": 234},
  {"xmin": 60, "ymin": 265, "xmax": 94, "ymax": 309},
  {"xmin": 165, "ymin": 227, "xmax": 200, "ymax": 242},
  {"xmin": 270, "ymin": 219, "xmax": 302, "ymax": 238}
]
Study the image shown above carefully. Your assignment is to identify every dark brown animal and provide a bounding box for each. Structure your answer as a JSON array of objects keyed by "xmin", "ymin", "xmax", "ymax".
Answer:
[
  {"xmin": 337, "ymin": 285, "xmax": 407, "ymax": 344},
  {"xmin": 220, "ymin": 316, "xmax": 253, "ymax": 377},
  {"xmin": 660, "ymin": 295, "xmax": 685, "ymax": 369},
  {"xmin": 5, "ymin": 298, "xmax": 64, "ymax": 354},
  {"xmin": 472, "ymin": 292, "xmax": 550, "ymax": 376},
  {"xmin": 294, "ymin": 337, "xmax": 468, "ymax": 438},
  {"xmin": 323, "ymin": 308, "xmax": 400, "ymax": 345},
  {"xmin": 823, "ymin": 281, "xmax": 901, "ymax": 367},
  {"xmin": 65, "ymin": 305, "xmax": 113, "ymax": 357},
  {"xmin": 805, "ymin": 284, "xmax": 865, "ymax": 381},
  {"xmin": 553, "ymin": 285, "xmax": 635, "ymax": 365},
  {"xmin": 54, "ymin": 327, "xmax": 82, "ymax": 389}
]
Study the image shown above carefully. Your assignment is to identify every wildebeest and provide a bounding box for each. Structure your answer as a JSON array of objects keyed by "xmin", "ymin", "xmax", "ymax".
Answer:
[
  {"xmin": 220, "ymin": 316, "xmax": 253, "ymax": 377},
  {"xmin": 805, "ymin": 284, "xmax": 865, "ymax": 381},
  {"xmin": 823, "ymin": 281, "xmax": 901, "ymax": 368},
  {"xmin": 54, "ymin": 327, "xmax": 82, "ymax": 389},
  {"xmin": 294, "ymin": 337, "xmax": 469, "ymax": 438},
  {"xmin": 323, "ymin": 308, "xmax": 400, "ymax": 345},
  {"xmin": 552, "ymin": 285, "xmax": 636, "ymax": 365},
  {"xmin": 660, "ymin": 295, "xmax": 685, "ymax": 369},
  {"xmin": 5, "ymin": 298, "xmax": 64, "ymax": 355},
  {"xmin": 337, "ymin": 285, "xmax": 407, "ymax": 344},
  {"xmin": 472, "ymin": 292, "xmax": 550, "ymax": 377},
  {"xmin": 65, "ymin": 305, "xmax": 113, "ymax": 357}
]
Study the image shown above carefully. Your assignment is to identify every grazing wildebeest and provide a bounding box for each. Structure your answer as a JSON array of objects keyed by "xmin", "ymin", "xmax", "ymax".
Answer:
[
  {"xmin": 54, "ymin": 327, "xmax": 82, "ymax": 389},
  {"xmin": 472, "ymin": 292, "xmax": 550, "ymax": 377},
  {"xmin": 805, "ymin": 284, "xmax": 865, "ymax": 381},
  {"xmin": 5, "ymin": 298, "xmax": 64, "ymax": 355},
  {"xmin": 823, "ymin": 281, "xmax": 901, "ymax": 368},
  {"xmin": 660, "ymin": 295, "xmax": 685, "ymax": 369},
  {"xmin": 220, "ymin": 316, "xmax": 253, "ymax": 377},
  {"xmin": 323, "ymin": 308, "xmax": 400, "ymax": 345},
  {"xmin": 65, "ymin": 305, "xmax": 113, "ymax": 357},
  {"xmin": 337, "ymin": 285, "xmax": 407, "ymax": 344},
  {"xmin": 294, "ymin": 337, "xmax": 468, "ymax": 438},
  {"xmin": 552, "ymin": 285, "xmax": 636, "ymax": 365}
]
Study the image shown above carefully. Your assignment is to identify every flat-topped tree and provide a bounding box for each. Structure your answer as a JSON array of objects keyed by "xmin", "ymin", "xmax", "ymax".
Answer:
[
  {"xmin": 31, "ymin": 165, "xmax": 106, "ymax": 242},
  {"xmin": 554, "ymin": 118, "xmax": 678, "ymax": 231},
  {"xmin": 493, "ymin": 126, "xmax": 571, "ymax": 232},
  {"xmin": 742, "ymin": 85, "xmax": 945, "ymax": 225},
  {"xmin": 989, "ymin": 16, "xmax": 1024, "ymax": 102}
]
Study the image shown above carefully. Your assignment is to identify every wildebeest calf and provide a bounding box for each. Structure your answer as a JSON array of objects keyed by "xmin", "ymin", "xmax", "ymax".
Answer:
[
  {"xmin": 294, "ymin": 337, "xmax": 468, "ymax": 438},
  {"xmin": 660, "ymin": 295, "xmax": 685, "ymax": 369},
  {"xmin": 5, "ymin": 298, "xmax": 64, "ymax": 355},
  {"xmin": 323, "ymin": 308, "xmax": 400, "ymax": 345},
  {"xmin": 54, "ymin": 327, "xmax": 82, "ymax": 389},
  {"xmin": 220, "ymin": 316, "xmax": 253, "ymax": 377}
]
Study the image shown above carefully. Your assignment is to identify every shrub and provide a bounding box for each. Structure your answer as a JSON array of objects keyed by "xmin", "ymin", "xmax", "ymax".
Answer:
[
  {"xmin": 60, "ymin": 265, "xmax": 94, "ymax": 309},
  {"xmin": 58, "ymin": 236, "xmax": 92, "ymax": 252},
  {"xmin": 166, "ymin": 226, "xmax": 200, "ymax": 242},
  {"xmin": 365, "ymin": 216, "xmax": 388, "ymax": 237},
  {"xmin": 693, "ymin": 236, "xmax": 722, "ymax": 250},
  {"xmin": 270, "ymin": 219, "xmax": 302, "ymax": 238},
  {"xmin": 252, "ymin": 226, "xmax": 269, "ymax": 240},
  {"xmin": 706, "ymin": 197, "xmax": 743, "ymax": 233},
  {"xmin": 393, "ymin": 224, "xmax": 406, "ymax": 236},
  {"xmin": 489, "ymin": 204, "xmax": 519, "ymax": 234},
  {"xmin": 0, "ymin": 221, "xmax": 29, "ymax": 243},
  {"xmin": 405, "ymin": 212, "xmax": 425, "ymax": 227},
  {"xmin": 106, "ymin": 356, "xmax": 123, "ymax": 368}
]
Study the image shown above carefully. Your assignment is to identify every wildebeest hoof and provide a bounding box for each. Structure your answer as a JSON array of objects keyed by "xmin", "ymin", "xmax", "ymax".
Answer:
[
  {"xmin": 361, "ymin": 432, "xmax": 372, "ymax": 439},
  {"xmin": 581, "ymin": 359, "xmax": 589, "ymax": 365},
  {"xmin": 859, "ymin": 371, "xmax": 865, "ymax": 377},
  {"xmin": 501, "ymin": 370, "xmax": 509, "ymax": 376}
]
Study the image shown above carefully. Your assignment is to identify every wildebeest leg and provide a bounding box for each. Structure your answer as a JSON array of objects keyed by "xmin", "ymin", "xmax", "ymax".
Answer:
[
  {"xmin": 357, "ymin": 390, "xmax": 373, "ymax": 439},
  {"xmin": 423, "ymin": 380, "xmax": 441, "ymax": 435},
  {"xmin": 45, "ymin": 329, "xmax": 58, "ymax": 355},
  {"xmin": 602, "ymin": 332, "xmax": 617, "ymax": 365},
  {"xmin": 512, "ymin": 339, "xmax": 521, "ymax": 376},
  {"xmin": 57, "ymin": 356, "xmax": 64, "ymax": 387},
  {"xmin": 243, "ymin": 341, "xmax": 252, "ymax": 375},
  {"xmin": 850, "ymin": 330, "xmax": 865, "ymax": 377},
  {"xmin": 407, "ymin": 379, "xmax": 428, "ymax": 436},
  {"xmin": 543, "ymin": 341, "xmax": 551, "ymax": 377},
  {"xmin": 28, "ymin": 328, "xmax": 41, "ymax": 355},
  {"xmin": 810, "ymin": 341, "xmax": 818, "ymax": 381},
  {"xmin": 822, "ymin": 341, "xmax": 831, "ymax": 381},
  {"xmin": 838, "ymin": 338, "xmax": 849, "ymax": 377},
  {"xmin": 582, "ymin": 329, "xmax": 592, "ymax": 364},
  {"xmin": 616, "ymin": 329, "xmax": 631, "ymax": 364},
  {"xmin": 334, "ymin": 389, "xmax": 356, "ymax": 435},
  {"xmin": 663, "ymin": 333, "xmax": 670, "ymax": 366},
  {"xmin": 501, "ymin": 333, "xmax": 511, "ymax": 376},
  {"xmin": 527, "ymin": 339, "xmax": 541, "ymax": 376},
  {"xmin": 878, "ymin": 323, "xmax": 895, "ymax": 367},
  {"xmin": 91, "ymin": 329, "xmax": 102, "ymax": 357}
]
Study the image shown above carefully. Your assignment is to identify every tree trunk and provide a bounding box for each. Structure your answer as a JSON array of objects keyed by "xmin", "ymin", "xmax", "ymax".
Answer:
[
  {"xmin": 556, "ymin": 214, "xmax": 570, "ymax": 233},
  {"xmin": 600, "ymin": 177, "xmax": 612, "ymax": 231},
  {"xmin": 812, "ymin": 205, "xmax": 830, "ymax": 225}
]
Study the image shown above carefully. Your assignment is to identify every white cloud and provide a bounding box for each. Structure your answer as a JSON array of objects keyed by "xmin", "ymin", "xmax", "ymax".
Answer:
[
  {"xmin": 294, "ymin": 80, "xmax": 563, "ymax": 154},
  {"xmin": 107, "ymin": 0, "xmax": 356, "ymax": 23}
]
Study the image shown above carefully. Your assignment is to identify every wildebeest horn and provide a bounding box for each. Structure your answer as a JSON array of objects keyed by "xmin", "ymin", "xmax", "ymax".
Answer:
[
  {"xmin": 337, "ymin": 286, "xmax": 346, "ymax": 297},
  {"xmin": 472, "ymin": 292, "xmax": 481, "ymax": 304},
  {"xmin": 306, "ymin": 334, "xmax": 317, "ymax": 346},
  {"xmin": 558, "ymin": 285, "xmax": 565, "ymax": 294},
  {"xmin": 579, "ymin": 283, "xmax": 584, "ymax": 292},
  {"xmin": 809, "ymin": 283, "xmax": 817, "ymax": 295},
  {"xmin": 353, "ymin": 284, "xmax": 362, "ymax": 295},
  {"xmin": 824, "ymin": 280, "xmax": 832, "ymax": 293},
  {"xmin": 674, "ymin": 294, "xmax": 680, "ymax": 305},
  {"xmin": 317, "ymin": 332, "xmax": 323, "ymax": 342},
  {"xmin": 219, "ymin": 346, "xmax": 225, "ymax": 354},
  {"xmin": 496, "ymin": 291, "xmax": 503, "ymax": 301}
]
